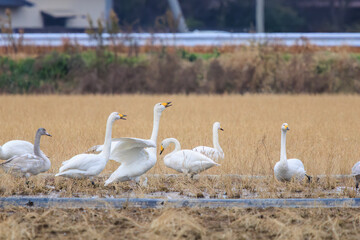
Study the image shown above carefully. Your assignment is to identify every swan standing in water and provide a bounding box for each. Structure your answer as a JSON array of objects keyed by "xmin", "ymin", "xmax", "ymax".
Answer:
[
  {"xmin": 56, "ymin": 112, "xmax": 126, "ymax": 180},
  {"xmin": 192, "ymin": 122, "xmax": 224, "ymax": 161},
  {"xmin": 160, "ymin": 138, "xmax": 220, "ymax": 176},
  {"xmin": 0, "ymin": 128, "xmax": 51, "ymax": 178},
  {"xmin": 351, "ymin": 162, "xmax": 360, "ymax": 188},
  {"xmin": 274, "ymin": 123, "xmax": 310, "ymax": 182},
  {"xmin": 103, "ymin": 102, "xmax": 171, "ymax": 186}
]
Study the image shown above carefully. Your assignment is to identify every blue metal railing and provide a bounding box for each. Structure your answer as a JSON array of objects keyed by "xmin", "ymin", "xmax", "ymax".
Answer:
[{"xmin": 1, "ymin": 197, "xmax": 359, "ymax": 209}]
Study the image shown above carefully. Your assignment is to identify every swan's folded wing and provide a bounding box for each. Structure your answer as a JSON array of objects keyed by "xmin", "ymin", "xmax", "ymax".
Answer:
[
  {"xmin": 352, "ymin": 162, "xmax": 360, "ymax": 175},
  {"xmin": 110, "ymin": 138, "xmax": 156, "ymax": 163},
  {"xmin": 1, "ymin": 154, "xmax": 43, "ymax": 172},
  {"xmin": 59, "ymin": 154, "xmax": 99, "ymax": 172}
]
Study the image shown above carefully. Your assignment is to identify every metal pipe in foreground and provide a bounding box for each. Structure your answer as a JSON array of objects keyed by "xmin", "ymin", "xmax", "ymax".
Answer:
[{"xmin": 0, "ymin": 197, "xmax": 359, "ymax": 209}]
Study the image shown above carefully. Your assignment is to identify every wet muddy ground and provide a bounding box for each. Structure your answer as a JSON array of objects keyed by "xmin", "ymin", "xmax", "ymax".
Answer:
[{"xmin": 0, "ymin": 174, "xmax": 358, "ymax": 199}]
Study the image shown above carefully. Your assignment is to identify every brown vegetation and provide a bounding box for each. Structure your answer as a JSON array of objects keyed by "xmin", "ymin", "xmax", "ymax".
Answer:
[
  {"xmin": 1, "ymin": 43, "xmax": 360, "ymax": 94},
  {"xmin": 0, "ymin": 207, "xmax": 359, "ymax": 239}
]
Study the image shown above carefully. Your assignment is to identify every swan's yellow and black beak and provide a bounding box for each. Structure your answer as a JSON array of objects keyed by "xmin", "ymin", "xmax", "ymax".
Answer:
[
  {"xmin": 119, "ymin": 114, "xmax": 127, "ymax": 120},
  {"xmin": 160, "ymin": 146, "xmax": 164, "ymax": 155},
  {"xmin": 161, "ymin": 102, "xmax": 172, "ymax": 108},
  {"xmin": 220, "ymin": 128, "xmax": 224, "ymax": 131},
  {"xmin": 285, "ymin": 125, "xmax": 289, "ymax": 131}
]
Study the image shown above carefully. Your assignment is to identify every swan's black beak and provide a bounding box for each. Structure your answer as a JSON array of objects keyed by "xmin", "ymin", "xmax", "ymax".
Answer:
[
  {"xmin": 45, "ymin": 132, "xmax": 52, "ymax": 137},
  {"xmin": 119, "ymin": 114, "xmax": 127, "ymax": 120},
  {"xmin": 220, "ymin": 128, "xmax": 224, "ymax": 131},
  {"xmin": 160, "ymin": 146, "xmax": 164, "ymax": 155},
  {"xmin": 164, "ymin": 102, "xmax": 172, "ymax": 108}
]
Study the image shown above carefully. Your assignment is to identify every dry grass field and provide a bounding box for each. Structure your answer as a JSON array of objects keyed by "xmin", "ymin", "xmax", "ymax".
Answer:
[
  {"xmin": 0, "ymin": 94, "xmax": 360, "ymax": 198},
  {"xmin": 0, "ymin": 207, "xmax": 359, "ymax": 239}
]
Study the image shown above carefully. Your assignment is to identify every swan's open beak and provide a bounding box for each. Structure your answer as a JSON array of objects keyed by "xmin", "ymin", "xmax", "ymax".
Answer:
[
  {"xmin": 119, "ymin": 114, "xmax": 127, "ymax": 120},
  {"xmin": 220, "ymin": 128, "xmax": 224, "ymax": 131},
  {"xmin": 162, "ymin": 102, "xmax": 172, "ymax": 108},
  {"xmin": 45, "ymin": 132, "xmax": 52, "ymax": 137},
  {"xmin": 160, "ymin": 146, "xmax": 164, "ymax": 155}
]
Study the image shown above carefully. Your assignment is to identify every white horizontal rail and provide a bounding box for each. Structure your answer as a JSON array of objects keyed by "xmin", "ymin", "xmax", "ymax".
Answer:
[{"xmin": 0, "ymin": 32, "xmax": 360, "ymax": 47}]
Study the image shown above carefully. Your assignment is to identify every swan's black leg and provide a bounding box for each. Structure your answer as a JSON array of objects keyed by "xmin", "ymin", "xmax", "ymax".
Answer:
[{"xmin": 305, "ymin": 174, "xmax": 312, "ymax": 183}]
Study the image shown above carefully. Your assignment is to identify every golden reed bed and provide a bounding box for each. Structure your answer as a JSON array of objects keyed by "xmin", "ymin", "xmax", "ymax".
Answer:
[{"xmin": 0, "ymin": 94, "xmax": 358, "ymax": 177}]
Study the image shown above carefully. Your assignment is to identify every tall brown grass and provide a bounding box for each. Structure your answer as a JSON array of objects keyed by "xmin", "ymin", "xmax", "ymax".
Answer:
[
  {"xmin": 0, "ymin": 94, "xmax": 359, "ymax": 176},
  {"xmin": 0, "ymin": 207, "xmax": 359, "ymax": 239}
]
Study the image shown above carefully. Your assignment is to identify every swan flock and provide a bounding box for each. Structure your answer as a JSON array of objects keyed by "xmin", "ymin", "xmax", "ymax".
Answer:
[{"xmin": 1, "ymin": 101, "xmax": 360, "ymax": 189}]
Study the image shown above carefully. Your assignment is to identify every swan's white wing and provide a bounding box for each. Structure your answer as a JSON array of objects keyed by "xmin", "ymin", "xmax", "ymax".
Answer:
[
  {"xmin": 287, "ymin": 158, "xmax": 305, "ymax": 170},
  {"xmin": 192, "ymin": 146, "xmax": 223, "ymax": 161},
  {"xmin": 110, "ymin": 137, "xmax": 156, "ymax": 164},
  {"xmin": 59, "ymin": 154, "xmax": 100, "ymax": 172},
  {"xmin": 352, "ymin": 161, "xmax": 360, "ymax": 176},
  {"xmin": 165, "ymin": 150, "xmax": 219, "ymax": 174},
  {"xmin": 1, "ymin": 154, "xmax": 44, "ymax": 174}
]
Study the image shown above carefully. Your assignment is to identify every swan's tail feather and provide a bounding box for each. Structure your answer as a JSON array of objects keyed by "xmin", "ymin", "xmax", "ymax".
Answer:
[{"xmin": 86, "ymin": 145, "xmax": 101, "ymax": 153}]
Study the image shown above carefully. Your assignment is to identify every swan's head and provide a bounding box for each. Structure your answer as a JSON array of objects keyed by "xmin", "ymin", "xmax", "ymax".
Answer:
[
  {"xmin": 159, "ymin": 138, "xmax": 172, "ymax": 155},
  {"xmin": 154, "ymin": 102, "xmax": 172, "ymax": 113},
  {"xmin": 38, "ymin": 128, "xmax": 52, "ymax": 137},
  {"xmin": 214, "ymin": 122, "xmax": 224, "ymax": 131},
  {"xmin": 281, "ymin": 123, "xmax": 290, "ymax": 131},
  {"xmin": 112, "ymin": 112, "xmax": 127, "ymax": 121}
]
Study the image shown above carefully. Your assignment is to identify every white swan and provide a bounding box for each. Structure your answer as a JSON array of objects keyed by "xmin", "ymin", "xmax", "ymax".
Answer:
[
  {"xmin": 274, "ymin": 123, "xmax": 310, "ymax": 182},
  {"xmin": 0, "ymin": 140, "xmax": 36, "ymax": 160},
  {"xmin": 352, "ymin": 162, "xmax": 360, "ymax": 188},
  {"xmin": 0, "ymin": 128, "xmax": 51, "ymax": 178},
  {"xmin": 103, "ymin": 102, "xmax": 171, "ymax": 186},
  {"xmin": 55, "ymin": 112, "xmax": 126, "ymax": 180},
  {"xmin": 160, "ymin": 138, "xmax": 220, "ymax": 176},
  {"xmin": 192, "ymin": 122, "xmax": 224, "ymax": 161}
]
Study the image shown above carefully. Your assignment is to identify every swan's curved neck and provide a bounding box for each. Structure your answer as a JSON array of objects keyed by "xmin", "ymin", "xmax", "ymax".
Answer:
[
  {"xmin": 34, "ymin": 131, "xmax": 42, "ymax": 156},
  {"xmin": 101, "ymin": 115, "xmax": 116, "ymax": 159},
  {"xmin": 150, "ymin": 110, "xmax": 162, "ymax": 143},
  {"xmin": 280, "ymin": 130, "xmax": 287, "ymax": 164},
  {"xmin": 168, "ymin": 138, "xmax": 181, "ymax": 155},
  {"xmin": 213, "ymin": 126, "xmax": 223, "ymax": 153}
]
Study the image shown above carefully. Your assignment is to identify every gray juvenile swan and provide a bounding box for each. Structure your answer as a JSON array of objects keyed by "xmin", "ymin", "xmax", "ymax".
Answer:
[{"xmin": 0, "ymin": 128, "xmax": 52, "ymax": 178}]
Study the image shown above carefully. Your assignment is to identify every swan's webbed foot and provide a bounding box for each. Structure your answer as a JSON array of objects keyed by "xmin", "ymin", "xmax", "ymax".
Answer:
[
  {"xmin": 305, "ymin": 174, "xmax": 312, "ymax": 183},
  {"xmin": 134, "ymin": 176, "xmax": 148, "ymax": 187}
]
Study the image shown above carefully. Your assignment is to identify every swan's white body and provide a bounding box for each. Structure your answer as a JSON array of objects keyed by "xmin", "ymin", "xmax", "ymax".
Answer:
[
  {"xmin": 0, "ymin": 128, "xmax": 51, "ymax": 178},
  {"xmin": 192, "ymin": 122, "xmax": 224, "ymax": 161},
  {"xmin": 161, "ymin": 138, "xmax": 220, "ymax": 174},
  {"xmin": 274, "ymin": 123, "xmax": 306, "ymax": 182},
  {"xmin": 352, "ymin": 161, "xmax": 360, "ymax": 188},
  {"xmin": 0, "ymin": 140, "xmax": 36, "ymax": 160},
  {"xmin": 56, "ymin": 112, "xmax": 125, "ymax": 179},
  {"xmin": 102, "ymin": 102, "xmax": 171, "ymax": 186}
]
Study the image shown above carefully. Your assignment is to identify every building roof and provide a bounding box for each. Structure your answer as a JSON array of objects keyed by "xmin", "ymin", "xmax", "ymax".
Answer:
[
  {"xmin": 0, "ymin": 0, "xmax": 33, "ymax": 7},
  {"xmin": 41, "ymin": 9, "xmax": 76, "ymax": 18}
]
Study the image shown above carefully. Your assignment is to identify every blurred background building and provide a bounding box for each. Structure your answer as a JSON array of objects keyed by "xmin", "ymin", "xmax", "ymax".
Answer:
[{"xmin": 0, "ymin": 0, "xmax": 360, "ymax": 33}]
